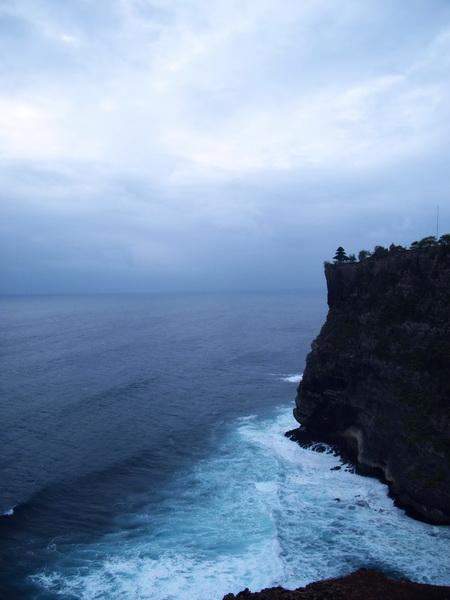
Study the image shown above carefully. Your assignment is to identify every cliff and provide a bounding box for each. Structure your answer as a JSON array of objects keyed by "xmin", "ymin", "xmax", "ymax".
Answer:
[{"xmin": 291, "ymin": 245, "xmax": 450, "ymax": 524}]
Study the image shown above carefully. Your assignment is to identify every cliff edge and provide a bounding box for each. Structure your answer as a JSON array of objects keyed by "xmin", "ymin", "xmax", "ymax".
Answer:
[{"xmin": 292, "ymin": 245, "xmax": 450, "ymax": 524}]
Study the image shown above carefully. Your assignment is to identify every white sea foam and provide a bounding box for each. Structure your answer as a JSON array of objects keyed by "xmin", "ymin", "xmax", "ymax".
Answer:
[
  {"xmin": 236, "ymin": 408, "xmax": 450, "ymax": 588},
  {"xmin": 33, "ymin": 405, "xmax": 450, "ymax": 599},
  {"xmin": 280, "ymin": 373, "xmax": 303, "ymax": 383},
  {"xmin": 2, "ymin": 506, "xmax": 15, "ymax": 516},
  {"xmin": 34, "ymin": 543, "xmax": 284, "ymax": 600}
]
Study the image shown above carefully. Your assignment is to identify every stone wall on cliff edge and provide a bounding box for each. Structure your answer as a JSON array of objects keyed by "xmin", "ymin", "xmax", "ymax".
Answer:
[{"xmin": 291, "ymin": 245, "xmax": 450, "ymax": 525}]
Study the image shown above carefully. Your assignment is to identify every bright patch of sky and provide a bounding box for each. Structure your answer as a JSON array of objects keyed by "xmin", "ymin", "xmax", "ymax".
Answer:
[{"xmin": 1, "ymin": 0, "xmax": 450, "ymax": 293}]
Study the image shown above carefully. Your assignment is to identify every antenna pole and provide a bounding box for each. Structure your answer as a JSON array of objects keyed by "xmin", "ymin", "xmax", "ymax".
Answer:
[{"xmin": 437, "ymin": 205, "xmax": 439, "ymax": 239}]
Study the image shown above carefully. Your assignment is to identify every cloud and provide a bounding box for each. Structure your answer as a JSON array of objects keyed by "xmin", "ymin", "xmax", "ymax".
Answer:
[{"xmin": 1, "ymin": 0, "xmax": 450, "ymax": 293}]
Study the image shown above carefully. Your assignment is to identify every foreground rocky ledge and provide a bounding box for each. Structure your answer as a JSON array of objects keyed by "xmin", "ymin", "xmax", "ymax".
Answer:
[{"xmin": 222, "ymin": 569, "xmax": 450, "ymax": 600}]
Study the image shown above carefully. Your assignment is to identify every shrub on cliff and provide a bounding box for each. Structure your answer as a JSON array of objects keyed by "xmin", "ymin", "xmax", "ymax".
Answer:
[
  {"xmin": 389, "ymin": 243, "xmax": 406, "ymax": 253},
  {"xmin": 358, "ymin": 249, "xmax": 372, "ymax": 261},
  {"xmin": 371, "ymin": 245, "xmax": 389, "ymax": 259},
  {"xmin": 410, "ymin": 235, "xmax": 438, "ymax": 248}
]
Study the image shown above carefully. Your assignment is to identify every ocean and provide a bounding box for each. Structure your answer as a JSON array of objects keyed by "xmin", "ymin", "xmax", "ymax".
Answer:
[{"xmin": 0, "ymin": 290, "xmax": 449, "ymax": 599}]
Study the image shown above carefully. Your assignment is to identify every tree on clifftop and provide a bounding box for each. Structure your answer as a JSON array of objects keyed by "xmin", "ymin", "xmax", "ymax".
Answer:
[
  {"xmin": 411, "ymin": 235, "xmax": 438, "ymax": 248},
  {"xmin": 333, "ymin": 246, "xmax": 349, "ymax": 262},
  {"xmin": 358, "ymin": 249, "xmax": 372, "ymax": 261}
]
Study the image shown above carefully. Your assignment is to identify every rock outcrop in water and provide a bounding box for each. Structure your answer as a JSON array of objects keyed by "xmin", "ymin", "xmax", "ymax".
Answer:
[{"xmin": 290, "ymin": 245, "xmax": 450, "ymax": 524}]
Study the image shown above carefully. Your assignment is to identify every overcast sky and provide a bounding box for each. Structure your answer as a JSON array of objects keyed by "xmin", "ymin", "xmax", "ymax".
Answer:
[{"xmin": 1, "ymin": 0, "xmax": 450, "ymax": 294}]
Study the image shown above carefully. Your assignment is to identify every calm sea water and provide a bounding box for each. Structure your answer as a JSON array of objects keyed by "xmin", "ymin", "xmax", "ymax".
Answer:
[{"xmin": 1, "ymin": 291, "xmax": 449, "ymax": 599}]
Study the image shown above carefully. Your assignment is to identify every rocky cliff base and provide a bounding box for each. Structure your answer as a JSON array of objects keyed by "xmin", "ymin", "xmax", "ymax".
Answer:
[{"xmin": 223, "ymin": 569, "xmax": 450, "ymax": 600}]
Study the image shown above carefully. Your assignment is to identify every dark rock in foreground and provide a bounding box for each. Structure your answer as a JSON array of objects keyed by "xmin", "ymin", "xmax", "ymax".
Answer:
[
  {"xmin": 292, "ymin": 247, "xmax": 450, "ymax": 524},
  {"xmin": 222, "ymin": 569, "xmax": 450, "ymax": 600}
]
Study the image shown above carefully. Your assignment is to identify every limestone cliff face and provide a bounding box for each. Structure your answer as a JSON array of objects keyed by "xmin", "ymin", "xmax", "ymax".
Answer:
[{"xmin": 293, "ymin": 246, "xmax": 450, "ymax": 524}]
